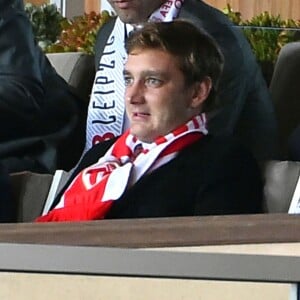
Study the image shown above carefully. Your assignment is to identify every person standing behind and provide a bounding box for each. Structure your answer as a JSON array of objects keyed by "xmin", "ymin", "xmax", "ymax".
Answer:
[
  {"xmin": 86, "ymin": 0, "xmax": 278, "ymax": 162},
  {"xmin": 36, "ymin": 21, "xmax": 262, "ymax": 222},
  {"xmin": 288, "ymin": 125, "xmax": 300, "ymax": 161},
  {"xmin": 0, "ymin": 0, "xmax": 81, "ymax": 173}
]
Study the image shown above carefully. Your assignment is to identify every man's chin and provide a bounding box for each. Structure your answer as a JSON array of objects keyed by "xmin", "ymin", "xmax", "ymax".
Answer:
[
  {"xmin": 117, "ymin": 11, "xmax": 147, "ymax": 24},
  {"xmin": 129, "ymin": 128, "xmax": 152, "ymax": 143}
]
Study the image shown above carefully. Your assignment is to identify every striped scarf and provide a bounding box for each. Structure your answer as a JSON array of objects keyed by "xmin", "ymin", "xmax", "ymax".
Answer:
[{"xmin": 36, "ymin": 114, "xmax": 207, "ymax": 222}]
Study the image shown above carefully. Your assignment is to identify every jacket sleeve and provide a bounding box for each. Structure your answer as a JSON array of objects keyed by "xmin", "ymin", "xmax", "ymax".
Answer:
[
  {"xmin": 193, "ymin": 143, "xmax": 263, "ymax": 215},
  {"xmin": 0, "ymin": 3, "xmax": 82, "ymax": 173},
  {"xmin": 0, "ymin": 7, "xmax": 45, "ymax": 140}
]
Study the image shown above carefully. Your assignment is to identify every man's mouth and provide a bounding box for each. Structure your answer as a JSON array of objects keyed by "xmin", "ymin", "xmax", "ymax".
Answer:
[
  {"xmin": 113, "ymin": 0, "xmax": 132, "ymax": 9},
  {"xmin": 133, "ymin": 112, "xmax": 150, "ymax": 118}
]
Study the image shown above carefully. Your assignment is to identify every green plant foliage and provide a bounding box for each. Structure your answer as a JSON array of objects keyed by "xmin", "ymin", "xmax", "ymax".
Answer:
[
  {"xmin": 222, "ymin": 3, "xmax": 242, "ymax": 25},
  {"xmin": 47, "ymin": 11, "xmax": 112, "ymax": 54},
  {"xmin": 242, "ymin": 12, "xmax": 300, "ymax": 63},
  {"xmin": 25, "ymin": 3, "xmax": 65, "ymax": 51},
  {"xmin": 223, "ymin": 5, "xmax": 300, "ymax": 63}
]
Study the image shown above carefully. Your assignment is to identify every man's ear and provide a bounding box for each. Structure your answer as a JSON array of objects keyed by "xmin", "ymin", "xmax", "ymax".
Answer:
[{"xmin": 190, "ymin": 77, "xmax": 212, "ymax": 108}]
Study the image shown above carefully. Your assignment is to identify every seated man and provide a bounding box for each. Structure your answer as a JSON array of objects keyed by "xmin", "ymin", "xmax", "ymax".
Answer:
[{"xmin": 36, "ymin": 21, "xmax": 263, "ymax": 222}]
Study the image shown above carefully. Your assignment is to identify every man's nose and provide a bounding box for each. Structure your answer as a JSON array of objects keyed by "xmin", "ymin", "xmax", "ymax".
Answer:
[{"xmin": 126, "ymin": 82, "xmax": 145, "ymax": 104}]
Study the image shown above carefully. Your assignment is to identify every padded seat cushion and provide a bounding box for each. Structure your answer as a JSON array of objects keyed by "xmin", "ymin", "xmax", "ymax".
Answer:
[
  {"xmin": 263, "ymin": 160, "xmax": 300, "ymax": 213},
  {"xmin": 46, "ymin": 52, "xmax": 95, "ymax": 103}
]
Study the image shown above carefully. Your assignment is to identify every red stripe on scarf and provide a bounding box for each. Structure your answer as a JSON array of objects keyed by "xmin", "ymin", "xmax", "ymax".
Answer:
[
  {"xmin": 173, "ymin": 124, "xmax": 188, "ymax": 136},
  {"xmin": 192, "ymin": 117, "xmax": 200, "ymax": 128},
  {"xmin": 111, "ymin": 131, "xmax": 133, "ymax": 158},
  {"xmin": 36, "ymin": 200, "xmax": 113, "ymax": 222}
]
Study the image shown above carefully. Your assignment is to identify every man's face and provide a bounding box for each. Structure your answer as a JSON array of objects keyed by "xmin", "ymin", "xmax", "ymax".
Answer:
[
  {"xmin": 124, "ymin": 49, "xmax": 198, "ymax": 143},
  {"xmin": 108, "ymin": 0, "xmax": 165, "ymax": 23}
]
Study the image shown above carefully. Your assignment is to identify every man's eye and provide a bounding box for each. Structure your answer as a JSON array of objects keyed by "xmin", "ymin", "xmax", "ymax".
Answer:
[
  {"xmin": 124, "ymin": 76, "xmax": 133, "ymax": 86},
  {"xmin": 145, "ymin": 77, "xmax": 162, "ymax": 87}
]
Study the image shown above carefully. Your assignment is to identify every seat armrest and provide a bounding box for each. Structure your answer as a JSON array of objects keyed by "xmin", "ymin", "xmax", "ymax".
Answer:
[
  {"xmin": 10, "ymin": 172, "xmax": 53, "ymax": 222},
  {"xmin": 46, "ymin": 52, "xmax": 95, "ymax": 103},
  {"xmin": 262, "ymin": 160, "xmax": 300, "ymax": 213}
]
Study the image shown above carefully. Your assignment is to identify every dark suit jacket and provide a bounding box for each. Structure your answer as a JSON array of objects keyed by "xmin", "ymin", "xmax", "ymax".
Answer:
[
  {"xmin": 0, "ymin": 163, "xmax": 14, "ymax": 222},
  {"xmin": 53, "ymin": 136, "xmax": 263, "ymax": 219},
  {"xmin": 94, "ymin": 0, "xmax": 278, "ymax": 161},
  {"xmin": 289, "ymin": 124, "xmax": 300, "ymax": 161},
  {"xmin": 0, "ymin": 1, "xmax": 81, "ymax": 173}
]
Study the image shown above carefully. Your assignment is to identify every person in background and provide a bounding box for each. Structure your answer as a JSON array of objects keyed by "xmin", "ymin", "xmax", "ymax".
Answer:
[
  {"xmin": 36, "ymin": 21, "xmax": 262, "ymax": 222},
  {"xmin": 0, "ymin": 0, "xmax": 81, "ymax": 173},
  {"xmin": 85, "ymin": 0, "xmax": 278, "ymax": 163},
  {"xmin": 0, "ymin": 162, "xmax": 14, "ymax": 222},
  {"xmin": 288, "ymin": 125, "xmax": 300, "ymax": 161}
]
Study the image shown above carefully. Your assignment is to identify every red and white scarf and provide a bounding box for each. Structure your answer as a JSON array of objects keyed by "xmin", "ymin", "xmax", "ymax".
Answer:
[
  {"xmin": 85, "ymin": 0, "xmax": 185, "ymax": 150},
  {"xmin": 36, "ymin": 114, "xmax": 207, "ymax": 222}
]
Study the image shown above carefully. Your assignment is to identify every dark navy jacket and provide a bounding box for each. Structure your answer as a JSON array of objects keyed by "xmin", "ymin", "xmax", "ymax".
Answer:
[
  {"xmin": 52, "ymin": 135, "xmax": 263, "ymax": 218},
  {"xmin": 0, "ymin": 0, "xmax": 81, "ymax": 173}
]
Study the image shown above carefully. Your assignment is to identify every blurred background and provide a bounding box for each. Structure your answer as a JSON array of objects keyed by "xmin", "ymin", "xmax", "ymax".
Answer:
[{"xmin": 23, "ymin": 0, "xmax": 300, "ymax": 20}]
